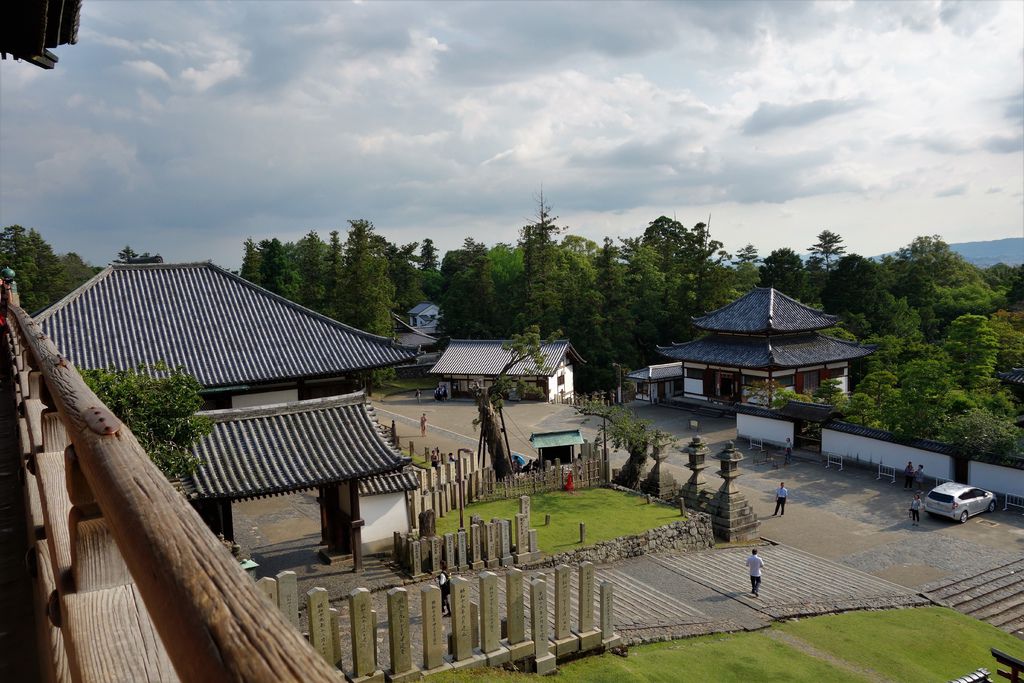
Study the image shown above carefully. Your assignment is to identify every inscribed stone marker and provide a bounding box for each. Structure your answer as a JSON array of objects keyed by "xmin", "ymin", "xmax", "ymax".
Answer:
[
  {"xmin": 600, "ymin": 580, "xmax": 621, "ymax": 648},
  {"xmin": 306, "ymin": 587, "xmax": 333, "ymax": 664},
  {"xmin": 276, "ymin": 570, "xmax": 299, "ymax": 628},
  {"xmin": 444, "ymin": 532, "xmax": 455, "ymax": 569},
  {"xmin": 479, "ymin": 572, "xmax": 500, "ymax": 652},
  {"xmin": 456, "ymin": 529, "xmax": 468, "ymax": 571},
  {"xmin": 429, "ymin": 536, "xmax": 442, "ymax": 574},
  {"xmin": 386, "ymin": 588, "xmax": 413, "ymax": 677},
  {"xmin": 349, "ymin": 587, "xmax": 377, "ymax": 678},
  {"xmin": 578, "ymin": 562, "xmax": 595, "ymax": 632},
  {"xmin": 552, "ymin": 564, "xmax": 579, "ymax": 656},
  {"xmin": 505, "ymin": 569, "xmax": 525, "ymax": 644},
  {"xmin": 329, "ymin": 607, "xmax": 342, "ymax": 668},
  {"xmin": 449, "ymin": 576, "xmax": 472, "ymax": 660},
  {"xmin": 530, "ymin": 577, "xmax": 556, "ymax": 674},
  {"xmin": 469, "ymin": 601, "xmax": 480, "ymax": 650},
  {"xmin": 256, "ymin": 576, "xmax": 278, "ymax": 606},
  {"xmin": 420, "ymin": 584, "xmax": 445, "ymax": 671}
]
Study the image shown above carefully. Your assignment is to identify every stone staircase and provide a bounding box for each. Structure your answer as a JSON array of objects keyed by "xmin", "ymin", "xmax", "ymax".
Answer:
[{"xmin": 922, "ymin": 558, "xmax": 1024, "ymax": 639}]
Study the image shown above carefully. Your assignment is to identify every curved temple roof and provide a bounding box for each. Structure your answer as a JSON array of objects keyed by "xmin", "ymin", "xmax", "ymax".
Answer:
[
  {"xmin": 182, "ymin": 392, "xmax": 412, "ymax": 500},
  {"xmin": 693, "ymin": 287, "xmax": 838, "ymax": 334},
  {"xmin": 36, "ymin": 262, "xmax": 419, "ymax": 388},
  {"xmin": 657, "ymin": 333, "xmax": 875, "ymax": 369},
  {"xmin": 430, "ymin": 339, "xmax": 584, "ymax": 377}
]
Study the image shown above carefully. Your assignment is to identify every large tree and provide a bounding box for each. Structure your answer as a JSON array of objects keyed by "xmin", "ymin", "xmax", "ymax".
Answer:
[
  {"xmin": 758, "ymin": 248, "xmax": 806, "ymax": 299},
  {"xmin": 577, "ymin": 401, "xmax": 673, "ymax": 490},
  {"xmin": 439, "ymin": 238, "xmax": 497, "ymax": 337},
  {"xmin": 808, "ymin": 230, "xmax": 846, "ymax": 272},
  {"xmin": 517, "ymin": 193, "xmax": 565, "ymax": 335},
  {"xmin": 476, "ymin": 326, "xmax": 549, "ymax": 480},
  {"xmin": 336, "ymin": 220, "xmax": 395, "ymax": 337}
]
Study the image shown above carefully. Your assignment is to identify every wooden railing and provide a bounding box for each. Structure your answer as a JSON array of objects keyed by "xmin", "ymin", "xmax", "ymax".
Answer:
[{"xmin": 3, "ymin": 286, "xmax": 340, "ymax": 682}]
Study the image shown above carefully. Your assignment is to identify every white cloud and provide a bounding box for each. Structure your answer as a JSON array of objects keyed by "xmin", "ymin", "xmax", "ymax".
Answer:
[
  {"xmin": 0, "ymin": 0, "xmax": 1020, "ymax": 267},
  {"xmin": 124, "ymin": 59, "xmax": 171, "ymax": 82}
]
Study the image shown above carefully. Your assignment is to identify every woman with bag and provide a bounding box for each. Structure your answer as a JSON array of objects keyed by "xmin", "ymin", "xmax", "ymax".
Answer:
[{"xmin": 438, "ymin": 563, "xmax": 451, "ymax": 616}]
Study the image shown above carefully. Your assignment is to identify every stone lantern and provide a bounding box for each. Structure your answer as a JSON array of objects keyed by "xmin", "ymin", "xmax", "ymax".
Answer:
[
  {"xmin": 710, "ymin": 441, "xmax": 760, "ymax": 542},
  {"xmin": 680, "ymin": 435, "xmax": 712, "ymax": 513}
]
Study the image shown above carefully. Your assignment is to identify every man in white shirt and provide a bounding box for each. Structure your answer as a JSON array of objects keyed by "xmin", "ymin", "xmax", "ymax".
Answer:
[
  {"xmin": 773, "ymin": 482, "xmax": 788, "ymax": 516},
  {"xmin": 746, "ymin": 549, "xmax": 764, "ymax": 597}
]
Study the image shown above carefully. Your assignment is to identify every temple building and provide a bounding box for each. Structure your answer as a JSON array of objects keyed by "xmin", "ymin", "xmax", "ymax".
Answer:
[
  {"xmin": 35, "ymin": 261, "xmax": 419, "ymax": 407},
  {"xmin": 35, "ymin": 261, "xmax": 422, "ymax": 569},
  {"xmin": 430, "ymin": 339, "xmax": 584, "ymax": 402},
  {"xmin": 182, "ymin": 392, "xmax": 417, "ymax": 568},
  {"xmin": 639, "ymin": 287, "xmax": 874, "ymax": 404}
]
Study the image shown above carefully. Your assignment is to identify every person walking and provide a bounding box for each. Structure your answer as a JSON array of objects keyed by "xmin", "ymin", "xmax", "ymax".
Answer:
[
  {"xmin": 415, "ymin": 388, "xmax": 421, "ymax": 404},
  {"xmin": 913, "ymin": 464, "xmax": 925, "ymax": 491},
  {"xmin": 903, "ymin": 461, "xmax": 915, "ymax": 489},
  {"xmin": 909, "ymin": 493, "xmax": 922, "ymax": 526},
  {"xmin": 420, "ymin": 412, "xmax": 428, "ymax": 437},
  {"xmin": 773, "ymin": 482, "xmax": 788, "ymax": 516},
  {"xmin": 438, "ymin": 563, "xmax": 451, "ymax": 616},
  {"xmin": 784, "ymin": 438, "xmax": 793, "ymax": 466},
  {"xmin": 746, "ymin": 549, "xmax": 765, "ymax": 597}
]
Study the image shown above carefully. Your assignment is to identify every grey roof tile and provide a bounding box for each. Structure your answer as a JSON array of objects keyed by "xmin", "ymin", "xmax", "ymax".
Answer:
[
  {"xmin": 997, "ymin": 368, "xmax": 1024, "ymax": 385},
  {"xmin": 693, "ymin": 287, "xmax": 837, "ymax": 333},
  {"xmin": 626, "ymin": 363, "xmax": 684, "ymax": 381},
  {"xmin": 823, "ymin": 420, "xmax": 959, "ymax": 456},
  {"xmin": 657, "ymin": 333, "xmax": 875, "ymax": 369},
  {"xmin": 183, "ymin": 392, "xmax": 409, "ymax": 500},
  {"xmin": 36, "ymin": 262, "xmax": 419, "ymax": 388},
  {"xmin": 430, "ymin": 339, "xmax": 584, "ymax": 377},
  {"xmin": 358, "ymin": 469, "xmax": 420, "ymax": 496}
]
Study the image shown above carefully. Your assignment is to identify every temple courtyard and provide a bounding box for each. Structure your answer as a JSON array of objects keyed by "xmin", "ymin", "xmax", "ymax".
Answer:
[{"xmin": 233, "ymin": 395, "xmax": 1024, "ymax": 649}]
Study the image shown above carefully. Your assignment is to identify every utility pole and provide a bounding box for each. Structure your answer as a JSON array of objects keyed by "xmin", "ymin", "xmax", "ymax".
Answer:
[{"xmin": 612, "ymin": 363, "xmax": 623, "ymax": 404}]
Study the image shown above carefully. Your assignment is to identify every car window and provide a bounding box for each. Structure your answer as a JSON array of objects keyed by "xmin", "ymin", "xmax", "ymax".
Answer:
[
  {"xmin": 928, "ymin": 492, "xmax": 953, "ymax": 503},
  {"xmin": 958, "ymin": 491, "xmax": 974, "ymax": 500}
]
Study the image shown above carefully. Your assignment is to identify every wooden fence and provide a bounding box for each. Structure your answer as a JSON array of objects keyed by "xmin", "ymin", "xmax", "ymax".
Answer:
[
  {"xmin": 2, "ymin": 285, "xmax": 338, "ymax": 682},
  {"xmin": 409, "ymin": 442, "xmax": 610, "ymax": 529}
]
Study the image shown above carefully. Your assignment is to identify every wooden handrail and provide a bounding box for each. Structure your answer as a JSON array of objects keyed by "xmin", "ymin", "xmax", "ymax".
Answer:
[{"xmin": 4, "ymin": 293, "xmax": 340, "ymax": 682}]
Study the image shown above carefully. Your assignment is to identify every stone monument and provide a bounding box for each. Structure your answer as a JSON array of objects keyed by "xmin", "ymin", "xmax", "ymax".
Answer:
[{"xmin": 710, "ymin": 441, "xmax": 760, "ymax": 542}]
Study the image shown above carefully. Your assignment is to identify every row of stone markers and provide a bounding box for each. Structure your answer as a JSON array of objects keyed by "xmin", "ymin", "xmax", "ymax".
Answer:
[
  {"xmin": 255, "ymin": 563, "xmax": 620, "ymax": 680},
  {"xmin": 396, "ymin": 496, "xmax": 540, "ymax": 579},
  {"xmin": 408, "ymin": 444, "xmax": 608, "ymax": 531}
]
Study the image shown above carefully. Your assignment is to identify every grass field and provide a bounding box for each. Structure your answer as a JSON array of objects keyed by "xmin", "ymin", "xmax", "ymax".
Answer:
[
  {"xmin": 432, "ymin": 607, "xmax": 1024, "ymax": 682},
  {"xmin": 376, "ymin": 377, "xmax": 436, "ymax": 397},
  {"xmin": 434, "ymin": 488, "xmax": 682, "ymax": 552}
]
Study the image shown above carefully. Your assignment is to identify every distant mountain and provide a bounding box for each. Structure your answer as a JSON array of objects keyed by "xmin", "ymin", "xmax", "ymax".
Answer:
[
  {"xmin": 873, "ymin": 237, "xmax": 1023, "ymax": 267},
  {"xmin": 948, "ymin": 238, "xmax": 1023, "ymax": 267}
]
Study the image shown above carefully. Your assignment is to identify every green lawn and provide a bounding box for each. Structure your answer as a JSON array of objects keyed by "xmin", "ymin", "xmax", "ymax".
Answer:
[
  {"xmin": 375, "ymin": 376, "xmax": 437, "ymax": 397},
  {"xmin": 433, "ymin": 607, "xmax": 1024, "ymax": 682},
  {"xmin": 435, "ymin": 488, "xmax": 682, "ymax": 552}
]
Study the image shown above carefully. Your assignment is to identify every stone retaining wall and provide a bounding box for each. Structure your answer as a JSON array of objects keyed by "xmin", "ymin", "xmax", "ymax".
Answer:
[{"xmin": 527, "ymin": 514, "xmax": 714, "ymax": 569}]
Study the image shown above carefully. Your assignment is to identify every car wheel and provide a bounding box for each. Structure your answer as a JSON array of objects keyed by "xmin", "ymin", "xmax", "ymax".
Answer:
[
  {"xmin": 987, "ymin": 500, "xmax": 996, "ymax": 513},
  {"xmin": 959, "ymin": 510, "xmax": 969, "ymax": 523}
]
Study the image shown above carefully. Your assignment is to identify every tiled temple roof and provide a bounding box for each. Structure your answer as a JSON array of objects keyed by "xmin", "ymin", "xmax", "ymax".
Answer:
[
  {"xmin": 626, "ymin": 363, "xmax": 684, "ymax": 381},
  {"xmin": 182, "ymin": 392, "xmax": 410, "ymax": 500},
  {"xmin": 36, "ymin": 262, "xmax": 418, "ymax": 388},
  {"xmin": 430, "ymin": 339, "xmax": 584, "ymax": 377},
  {"xmin": 657, "ymin": 333, "xmax": 875, "ymax": 369},
  {"xmin": 693, "ymin": 288, "xmax": 838, "ymax": 334}
]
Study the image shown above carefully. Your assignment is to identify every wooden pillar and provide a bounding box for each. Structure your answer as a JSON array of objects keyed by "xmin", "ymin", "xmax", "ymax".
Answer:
[{"xmin": 349, "ymin": 481, "xmax": 364, "ymax": 573}]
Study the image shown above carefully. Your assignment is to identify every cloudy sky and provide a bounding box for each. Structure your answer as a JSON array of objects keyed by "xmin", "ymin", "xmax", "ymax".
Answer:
[{"xmin": 1, "ymin": 0, "xmax": 1021, "ymax": 268}]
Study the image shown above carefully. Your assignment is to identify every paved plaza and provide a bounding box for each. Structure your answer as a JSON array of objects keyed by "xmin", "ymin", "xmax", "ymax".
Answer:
[{"xmin": 234, "ymin": 394, "xmax": 1024, "ymax": 645}]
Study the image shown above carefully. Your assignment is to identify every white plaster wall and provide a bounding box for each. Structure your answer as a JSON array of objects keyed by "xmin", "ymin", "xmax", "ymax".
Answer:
[
  {"xmin": 361, "ymin": 492, "xmax": 409, "ymax": 553},
  {"xmin": 736, "ymin": 414, "xmax": 793, "ymax": 446},
  {"xmin": 969, "ymin": 461, "xmax": 1024, "ymax": 497},
  {"xmin": 230, "ymin": 388, "xmax": 299, "ymax": 409},
  {"xmin": 684, "ymin": 378, "xmax": 704, "ymax": 396},
  {"xmin": 821, "ymin": 430, "xmax": 953, "ymax": 477}
]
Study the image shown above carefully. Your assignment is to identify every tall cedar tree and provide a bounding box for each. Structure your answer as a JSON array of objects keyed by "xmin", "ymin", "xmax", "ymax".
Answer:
[
  {"xmin": 337, "ymin": 220, "xmax": 395, "ymax": 337},
  {"xmin": 517, "ymin": 193, "xmax": 564, "ymax": 335}
]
